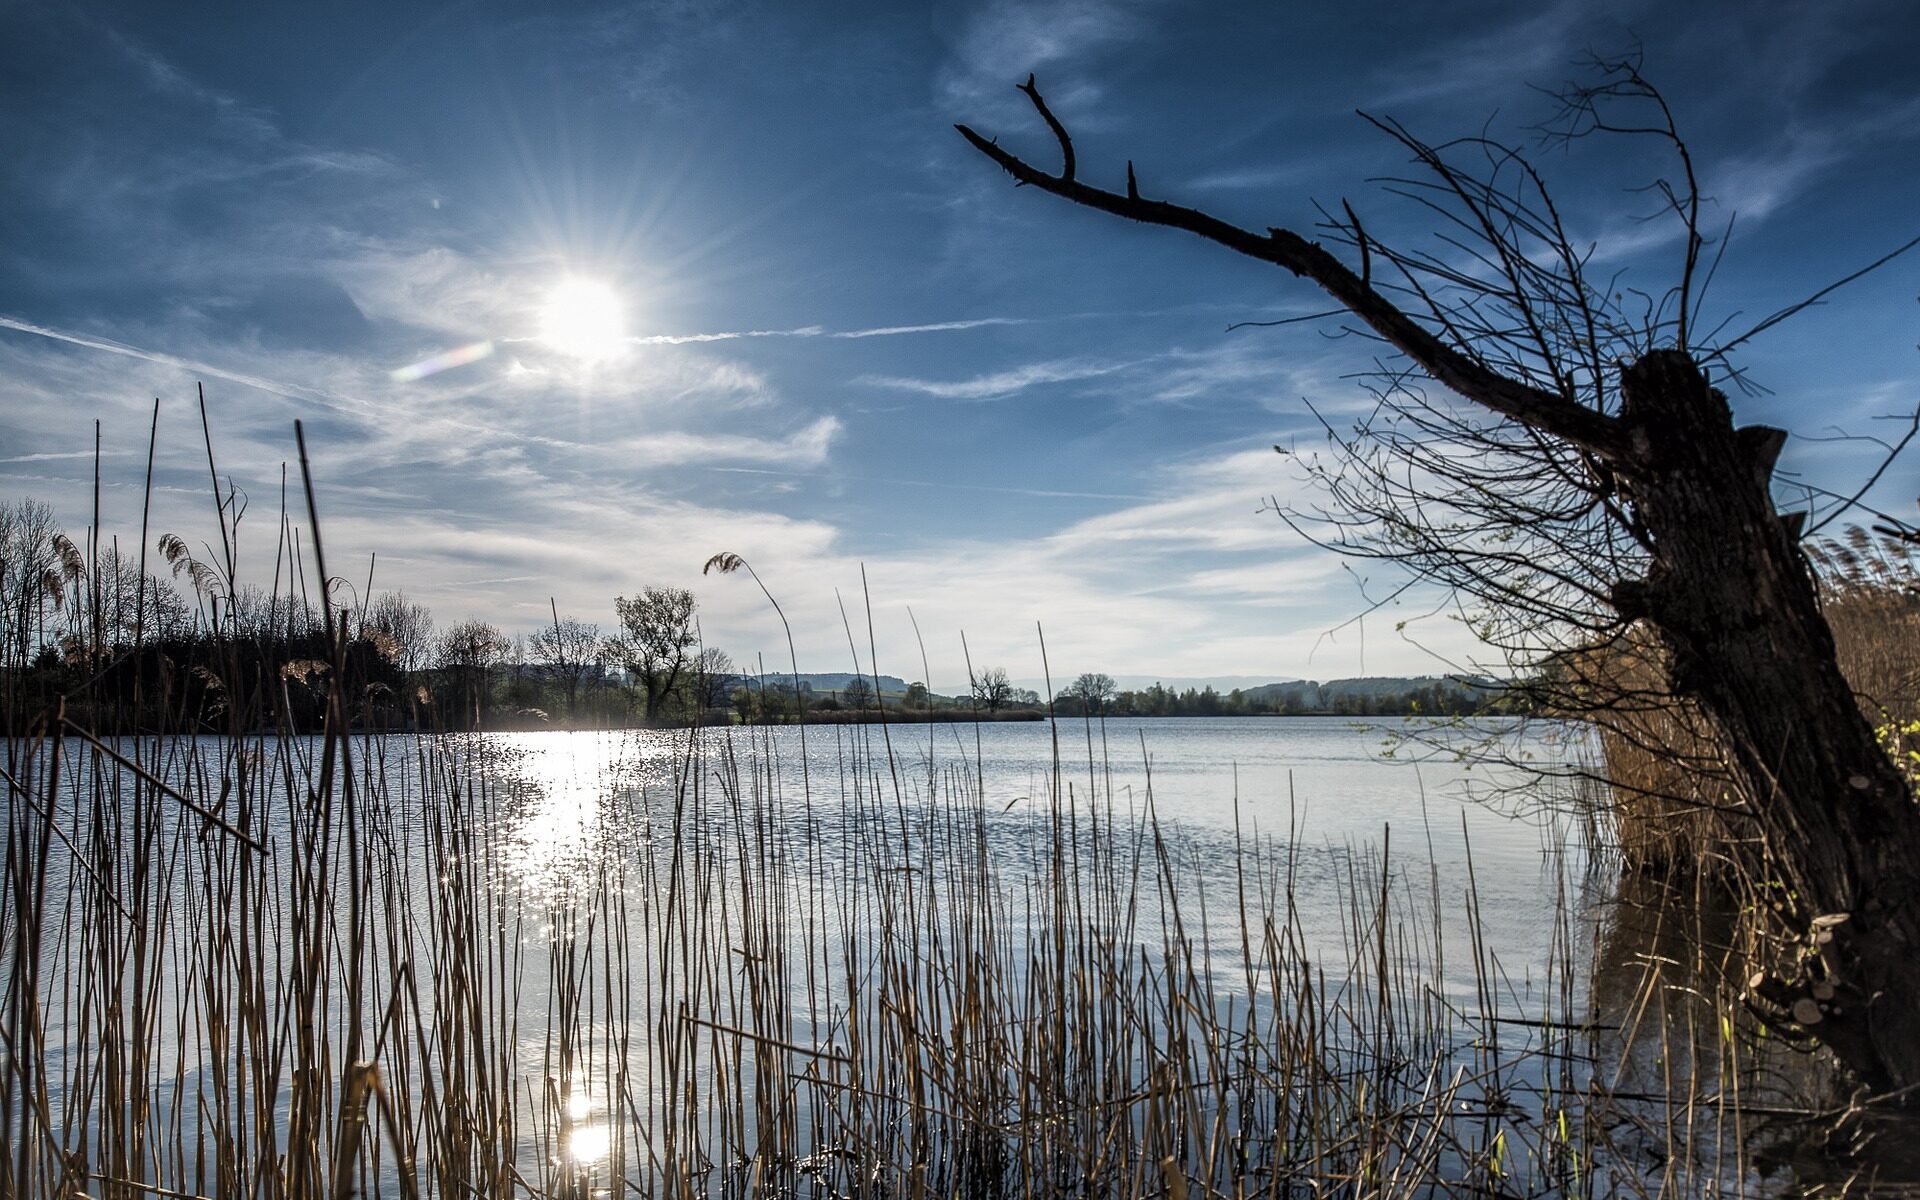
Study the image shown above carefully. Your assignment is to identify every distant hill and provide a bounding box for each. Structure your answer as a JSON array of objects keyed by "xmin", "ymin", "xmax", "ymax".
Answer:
[
  {"xmin": 728, "ymin": 671, "xmax": 912, "ymax": 695},
  {"xmin": 720, "ymin": 671, "xmax": 1507, "ymax": 710},
  {"xmin": 1011, "ymin": 674, "xmax": 1299, "ymax": 695},
  {"xmin": 1239, "ymin": 675, "xmax": 1502, "ymax": 709}
]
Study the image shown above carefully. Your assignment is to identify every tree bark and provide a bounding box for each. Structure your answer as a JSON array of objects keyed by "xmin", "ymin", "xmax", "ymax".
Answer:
[{"xmin": 1611, "ymin": 350, "xmax": 1920, "ymax": 1093}]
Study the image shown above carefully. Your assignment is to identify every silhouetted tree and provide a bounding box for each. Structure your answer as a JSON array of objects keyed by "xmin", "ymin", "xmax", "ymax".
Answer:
[
  {"xmin": 1063, "ymin": 671, "xmax": 1117, "ymax": 716},
  {"xmin": 96, "ymin": 546, "xmax": 191, "ymax": 647},
  {"xmin": 437, "ymin": 618, "xmax": 509, "ymax": 728},
  {"xmin": 0, "ymin": 498, "xmax": 69, "ymax": 668},
  {"xmin": 364, "ymin": 591, "xmax": 435, "ymax": 675},
  {"xmin": 692, "ymin": 645, "xmax": 735, "ymax": 712},
  {"xmin": 961, "ymin": 61, "xmax": 1920, "ymax": 1090},
  {"xmin": 971, "ymin": 665, "xmax": 1013, "ymax": 712},
  {"xmin": 611, "ymin": 587, "xmax": 698, "ymax": 722},
  {"xmin": 529, "ymin": 602, "xmax": 602, "ymax": 716}
]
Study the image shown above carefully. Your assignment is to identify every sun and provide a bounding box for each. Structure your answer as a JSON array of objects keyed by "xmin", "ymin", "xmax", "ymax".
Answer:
[{"xmin": 539, "ymin": 278, "xmax": 626, "ymax": 360}]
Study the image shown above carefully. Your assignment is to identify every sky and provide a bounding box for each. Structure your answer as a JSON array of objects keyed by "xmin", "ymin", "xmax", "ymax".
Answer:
[{"xmin": 2, "ymin": 0, "xmax": 1917, "ymax": 693}]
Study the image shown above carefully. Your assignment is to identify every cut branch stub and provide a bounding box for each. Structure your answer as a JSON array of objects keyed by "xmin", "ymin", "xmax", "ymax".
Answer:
[{"xmin": 1735, "ymin": 424, "xmax": 1789, "ymax": 481}]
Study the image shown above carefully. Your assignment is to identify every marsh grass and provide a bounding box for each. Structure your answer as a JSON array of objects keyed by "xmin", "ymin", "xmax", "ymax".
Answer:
[
  {"xmin": 0, "ymin": 672, "xmax": 1614, "ymax": 1199},
  {"xmin": 0, "ymin": 422, "xmax": 1847, "ymax": 1200},
  {"xmin": 1591, "ymin": 527, "xmax": 1920, "ymax": 881},
  {"xmin": 7, "ymin": 681, "xmax": 1838, "ymax": 1199}
]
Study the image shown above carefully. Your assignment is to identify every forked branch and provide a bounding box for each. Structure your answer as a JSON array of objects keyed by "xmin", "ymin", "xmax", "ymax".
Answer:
[{"xmin": 956, "ymin": 80, "xmax": 1627, "ymax": 460}]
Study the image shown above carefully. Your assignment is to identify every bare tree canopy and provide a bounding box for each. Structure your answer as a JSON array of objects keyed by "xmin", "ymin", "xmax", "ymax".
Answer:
[
  {"xmin": 960, "ymin": 61, "xmax": 1920, "ymax": 1092},
  {"xmin": 437, "ymin": 618, "xmax": 510, "ymax": 727},
  {"xmin": 1063, "ymin": 671, "xmax": 1117, "ymax": 715},
  {"xmin": 0, "ymin": 498, "xmax": 68, "ymax": 665},
  {"xmin": 971, "ymin": 665, "xmax": 1013, "ymax": 712},
  {"xmin": 364, "ymin": 591, "xmax": 435, "ymax": 674},
  {"xmin": 530, "ymin": 603, "xmax": 603, "ymax": 713},
  {"xmin": 612, "ymin": 586, "xmax": 699, "ymax": 723},
  {"xmin": 692, "ymin": 645, "xmax": 735, "ymax": 711}
]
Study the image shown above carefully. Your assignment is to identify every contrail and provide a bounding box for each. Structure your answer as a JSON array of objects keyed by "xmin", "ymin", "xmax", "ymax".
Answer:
[
  {"xmin": 4, "ymin": 309, "xmax": 1052, "ymax": 396},
  {"xmin": 627, "ymin": 326, "xmax": 826, "ymax": 345},
  {"xmin": 702, "ymin": 464, "xmax": 1151, "ymax": 502},
  {"xmin": 628, "ymin": 315, "xmax": 1037, "ymax": 345},
  {"xmin": 0, "ymin": 450, "xmax": 136, "ymax": 464},
  {"xmin": 0, "ymin": 315, "xmax": 372, "ymax": 415},
  {"xmin": 829, "ymin": 317, "xmax": 1035, "ymax": 339}
]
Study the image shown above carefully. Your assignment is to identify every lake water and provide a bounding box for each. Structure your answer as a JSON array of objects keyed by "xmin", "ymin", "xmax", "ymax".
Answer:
[
  {"xmin": 478, "ymin": 714, "xmax": 1598, "ymax": 970},
  {"xmin": 6, "ymin": 715, "xmax": 1621, "ymax": 1198}
]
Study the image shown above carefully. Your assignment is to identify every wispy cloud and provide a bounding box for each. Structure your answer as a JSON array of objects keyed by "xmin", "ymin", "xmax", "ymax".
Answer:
[
  {"xmin": 704, "ymin": 464, "xmax": 1151, "ymax": 502},
  {"xmin": 1706, "ymin": 92, "xmax": 1920, "ymax": 224},
  {"xmin": 329, "ymin": 244, "xmax": 522, "ymax": 341},
  {"xmin": 0, "ymin": 449, "xmax": 136, "ymax": 464},
  {"xmin": 619, "ymin": 416, "xmax": 843, "ymax": 469},
  {"xmin": 0, "ymin": 316, "xmax": 377, "ymax": 416},
  {"xmin": 860, "ymin": 358, "xmax": 1128, "ymax": 401},
  {"xmin": 940, "ymin": 0, "xmax": 1152, "ymax": 115},
  {"xmin": 1184, "ymin": 164, "xmax": 1316, "ymax": 193},
  {"xmin": 105, "ymin": 27, "xmax": 282, "ymax": 143},
  {"xmin": 856, "ymin": 338, "xmax": 1351, "ymax": 413},
  {"xmin": 1363, "ymin": 0, "xmax": 1609, "ymax": 108}
]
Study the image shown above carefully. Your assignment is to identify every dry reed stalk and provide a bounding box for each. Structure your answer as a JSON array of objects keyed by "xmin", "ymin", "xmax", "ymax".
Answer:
[{"xmin": 0, "ymin": 434, "xmax": 1817, "ymax": 1200}]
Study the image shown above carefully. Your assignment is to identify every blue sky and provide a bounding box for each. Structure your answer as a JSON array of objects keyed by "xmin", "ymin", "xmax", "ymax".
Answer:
[{"xmin": 3, "ymin": 0, "xmax": 1917, "ymax": 691}]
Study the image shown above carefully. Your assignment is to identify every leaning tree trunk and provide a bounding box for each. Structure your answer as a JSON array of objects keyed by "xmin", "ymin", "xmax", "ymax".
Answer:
[
  {"xmin": 956, "ymin": 86, "xmax": 1920, "ymax": 1091},
  {"xmin": 1612, "ymin": 350, "xmax": 1920, "ymax": 1093}
]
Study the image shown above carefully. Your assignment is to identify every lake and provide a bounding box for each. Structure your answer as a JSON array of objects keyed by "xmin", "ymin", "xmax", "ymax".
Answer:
[{"xmin": 6, "ymin": 715, "xmax": 1640, "ymax": 1199}]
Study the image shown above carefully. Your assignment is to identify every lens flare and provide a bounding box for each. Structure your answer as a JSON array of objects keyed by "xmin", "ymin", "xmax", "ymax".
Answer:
[{"xmin": 389, "ymin": 340, "xmax": 495, "ymax": 383}]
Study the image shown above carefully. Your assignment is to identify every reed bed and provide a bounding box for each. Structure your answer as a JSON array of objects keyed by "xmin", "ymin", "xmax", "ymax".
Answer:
[
  {"xmin": 1590, "ymin": 527, "xmax": 1920, "ymax": 880},
  {"xmin": 0, "ymin": 689, "xmax": 1683, "ymax": 1200}
]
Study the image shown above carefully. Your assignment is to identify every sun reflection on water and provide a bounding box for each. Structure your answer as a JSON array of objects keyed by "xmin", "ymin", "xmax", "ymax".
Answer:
[
  {"xmin": 478, "ymin": 731, "xmax": 680, "ymax": 900},
  {"xmin": 565, "ymin": 1122, "xmax": 611, "ymax": 1165},
  {"xmin": 563, "ymin": 1087, "xmax": 610, "ymax": 1165}
]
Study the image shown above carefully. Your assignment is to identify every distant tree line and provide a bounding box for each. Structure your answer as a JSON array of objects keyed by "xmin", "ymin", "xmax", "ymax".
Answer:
[
  {"xmin": 1, "ymin": 494, "xmax": 1522, "ymax": 734},
  {"xmin": 951, "ymin": 668, "xmax": 1522, "ymax": 718},
  {"xmin": 0, "ymin": 495, "xmax": 761, "ymax": 733},
  {"xmin": 1041, "ymin": 671, "xmax": 1521, "ymax": 718}
]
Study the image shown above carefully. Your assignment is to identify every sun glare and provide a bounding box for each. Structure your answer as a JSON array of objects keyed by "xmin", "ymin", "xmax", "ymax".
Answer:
[
  {"xmin": 565, "ymin": 1123, "xmax": 611, "ymax": 1165},
  {"xmin": 540, "ymin": 278, "xmax": 627, "ymax": 360}
]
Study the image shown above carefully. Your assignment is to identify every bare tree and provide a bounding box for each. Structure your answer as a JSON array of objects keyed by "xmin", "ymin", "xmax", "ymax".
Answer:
[
  {"xmin": 971, "ymin": 665, "xmax": 1013, "ymax": 712},
  {"xmin": 436, "ymin": 618, "xmax": 509, "ymax": 728},
  {"xmin": 529, "ymin": 601, "xmax": 602, "ymax": 715},
  {"xmin": 1063, "ymin": 671, "xmax": 1118, "ymax": 716},
  {"xmin": 841, "ymin": 674, "xmax": 875, "ymax": 710},
  {"xmin": 0, "ymin": 498, "xmax": 70, "ymax": 667},
  {"xmin": 960, "ymin": 62, "xmax": 1920, "ymax": 1090},
  {"xmin": 692, "ymin": 645, "xmax": 736, "ymax": 712},
  {"xmin": 611, "ymin": 587, "xmax": 699, "ymax": 723},
  {"xmin": 363, "ymin": 591, "xmax": 436, "ymax": 675},
  {"xmin": 96, "ymin": 546, "xmax": 191, "ymax": 646}
]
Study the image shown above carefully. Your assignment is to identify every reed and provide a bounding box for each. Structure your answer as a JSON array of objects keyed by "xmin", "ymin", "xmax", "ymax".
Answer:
[
  {"xmin": 0, "ymin": 424, "xmax": 1829, "ymax": 1200},
  {"xmin": 1, "ymin": 654, "xmax": 1684, "ymax": 1199}
]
